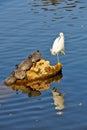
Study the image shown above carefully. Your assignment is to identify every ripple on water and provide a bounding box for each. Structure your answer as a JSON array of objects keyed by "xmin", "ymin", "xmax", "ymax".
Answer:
[
  {"xmin": 0, "ymin": 0, "xmax": 87, "ymax": 129},
  {"xmin": 0, "ymin": 83, "xmax": 57, "ymax": 129}
]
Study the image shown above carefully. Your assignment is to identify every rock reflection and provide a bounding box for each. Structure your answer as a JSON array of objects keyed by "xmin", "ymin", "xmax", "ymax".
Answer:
[
  {"xmin": 10, "ymin": 84, "xmax": 41, "ymax": 97},
  {"xmin": 6, "ymin": 73, "xmax": 62, "ymax": 97},
  {"xmin": 52, "ymin": 87, "xmax": 64, "ymax": 112}
]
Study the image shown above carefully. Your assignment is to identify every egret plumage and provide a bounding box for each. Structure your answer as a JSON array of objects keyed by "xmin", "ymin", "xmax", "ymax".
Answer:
[{"xmin": 50, "ymin": 32, "xmax": 65, "ymax": 62}]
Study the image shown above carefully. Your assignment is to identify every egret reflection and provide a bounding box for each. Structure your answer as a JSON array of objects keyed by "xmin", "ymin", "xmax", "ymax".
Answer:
[{"xmin": 52, "ymin": 87, "xmax": 65, "ymax": 114}]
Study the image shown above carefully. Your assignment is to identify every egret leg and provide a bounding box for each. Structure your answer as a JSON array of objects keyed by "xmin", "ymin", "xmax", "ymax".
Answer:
[
  {"xmin": 57, "ymin": 79, "xmax": 61, "ymax": 88},
  {"xmin": 57, "ymin": 54, "xmax": 59, "ymax": 63}
]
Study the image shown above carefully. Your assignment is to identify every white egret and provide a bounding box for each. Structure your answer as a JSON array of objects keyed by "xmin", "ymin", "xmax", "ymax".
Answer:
[{"xmin": 50, "ymin": 32, "xmax": 65, "ymax": 62}]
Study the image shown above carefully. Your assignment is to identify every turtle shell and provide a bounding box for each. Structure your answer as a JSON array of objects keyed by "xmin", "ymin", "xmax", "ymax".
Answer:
[
  {"xmin": 4, "ymin": 75, "xmax": 16, "ymax": 85},
  {"xmin": 15, "ymin": 69, "xmax": 26, "ymax": 79},
  {"xmin": 18, "ymin": 59, "xmax": 33, "ymax": 71},
  {"xmin": 28, "ymin": 50, "xmax": 41, "ymax": 63}
]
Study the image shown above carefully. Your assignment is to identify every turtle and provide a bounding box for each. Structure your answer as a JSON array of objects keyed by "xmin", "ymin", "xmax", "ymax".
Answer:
[
  {"xmin": 5, "ymin": 51, "xmax": 41, "ymax": 84},
  {"xmin": 28, "ymin": 50, "xmax": 41, "ymax": 63},
  {"xmin": 18, "ymin": 58, "xmax": 33, "ymax": 71},
  {"xmin": 14, "ymin": 69, "xmax": 26, "ymax": 80},
  {"xmin": 4, "ymin": 72, "xmax": 16, "ymax": 85}
]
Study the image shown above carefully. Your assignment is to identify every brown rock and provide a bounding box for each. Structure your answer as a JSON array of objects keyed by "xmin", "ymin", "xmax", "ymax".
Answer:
[
  {"xmin": 26, "ymin": 59, "xmax": 62, "ymax": 81},
  {"xmin": 5, "ymin": 58, "xmax": 63, "ymax": 91}
]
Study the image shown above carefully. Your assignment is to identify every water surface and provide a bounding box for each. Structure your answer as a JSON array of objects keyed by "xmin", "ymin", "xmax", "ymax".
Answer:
[{"xmin": 0, "ymin": 0, "xmax": 87, "ymax": 129}]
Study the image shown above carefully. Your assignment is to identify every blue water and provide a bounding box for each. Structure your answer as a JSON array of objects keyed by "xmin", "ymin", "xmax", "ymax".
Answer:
[{"xmin": 0, "ymin": 0, "xmax": 87, "ymax": 129}]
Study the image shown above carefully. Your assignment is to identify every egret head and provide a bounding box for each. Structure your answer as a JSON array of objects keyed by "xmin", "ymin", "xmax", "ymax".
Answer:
[{"xmin": 59, "ymin": 32, "xmax": 64, "ymax": 37}]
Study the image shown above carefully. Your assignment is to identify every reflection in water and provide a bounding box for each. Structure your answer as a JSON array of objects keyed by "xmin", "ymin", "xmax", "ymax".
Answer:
[
  {"xmin": 49, "ymin": 0, "xmax": 58, "ymax": 5},
  {"xmin": 31, "ymin": 0, "xmax": 64, "ymax": 12},
  {"xmin": 41, "ymin": 0, "xmax": 63, "ymax": 5},
  {"xmin": 11, "ymin": 84, "xmax": 41, "ymax": 97},
  {"xmin": 0, "ymin": 82, "xmax": 14, "ymax": 97},
  {"xmin": 32, "ymin": 0, "xmax": 81, "ymax": 8},
  {"xmin": 6, "ymin": 73, "xmax": 63, "ymax": 97},
  {"xmin": 52, "ymin": 87, "xmax": 64, "ymax": 114},
  {"xmin": 31, "ymin": 0, "xmax": 82, "ymax": 22},
  {"xmin": 32, "ymin": 0, "xmax": 61, "ymax": 6}
]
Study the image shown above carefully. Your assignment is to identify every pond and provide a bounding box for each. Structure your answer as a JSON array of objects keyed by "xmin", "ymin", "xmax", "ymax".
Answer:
[{"xmin": 0, "ymin": 0, "xmax": 87, "ymax": 129}]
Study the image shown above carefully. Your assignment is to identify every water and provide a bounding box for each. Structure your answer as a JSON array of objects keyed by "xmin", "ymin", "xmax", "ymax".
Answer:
[{"xmin": 0, "ymin": 0, "xmax": 87, "ymax": 129}]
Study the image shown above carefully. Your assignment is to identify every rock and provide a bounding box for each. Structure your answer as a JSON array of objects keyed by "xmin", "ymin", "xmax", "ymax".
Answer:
[
  {"xmin": 26, "ymin": 59, "xmax": 62, "ymax": 81},
  {"xmin": 4, "ymin": 51, "xmax": 62, "ymax": 88}
]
